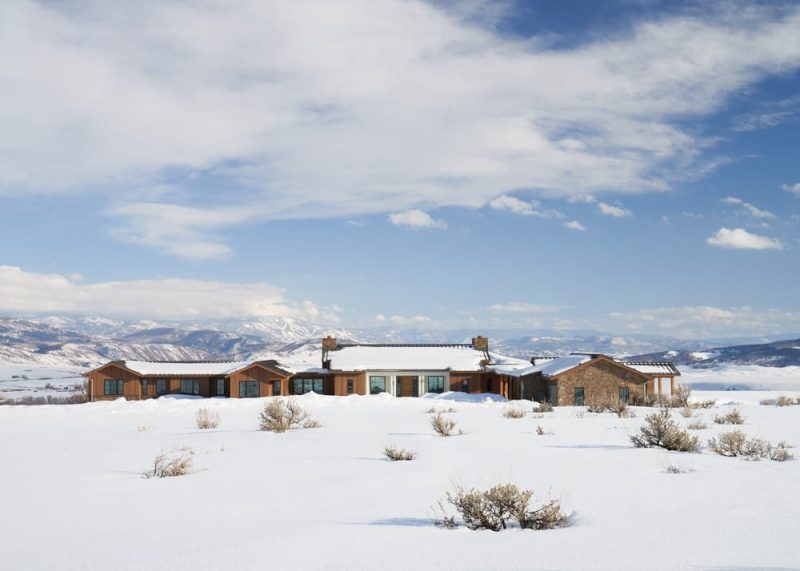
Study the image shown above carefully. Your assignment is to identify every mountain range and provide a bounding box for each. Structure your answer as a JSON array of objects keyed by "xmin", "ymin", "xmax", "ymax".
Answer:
[{"xmin": 1, "ymin": 315, "xmax": 798, "ymax": 369}]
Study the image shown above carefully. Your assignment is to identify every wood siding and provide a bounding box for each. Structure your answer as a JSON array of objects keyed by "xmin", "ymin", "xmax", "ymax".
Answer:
[{"xmin": 229, "ymin": 365, "xmax": 291, "ymax": 398}]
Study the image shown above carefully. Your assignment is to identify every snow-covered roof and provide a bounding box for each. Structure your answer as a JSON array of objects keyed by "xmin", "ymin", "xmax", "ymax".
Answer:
[
  {"xmin": 618, "ymin": 361, "xmax": 681, "ymax": 376},
  {"xmin": 120, "ymin": 360, "xmax": 256, "ymax": 376},
  {"xmin": 494, "ymin": 354, "xmax": 593, "ymax": 378},
  {"xmin": 326, "ymin": 344, "xmax": 528, "ymax": 372}
]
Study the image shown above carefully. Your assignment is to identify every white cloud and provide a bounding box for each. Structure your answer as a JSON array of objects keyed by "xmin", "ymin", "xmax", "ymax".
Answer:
[
  {"xmin": 487, "ymin": 302, "xmax": 567, "ymax": 314},
  {"xmin": 721, "ymin": 196, "xmax": 775, "ymax": 219},
  {"xmin": 564, "ymin": 220, "xmax": 586, "ymax": 231},
  {"xmin": 489, "ymin": 195, "xmax": 564, "ymax": 219},
  {"xmin": 3, "ymin": 2, "xmax": 800, "ymax": 254},
  {"xmin": 782, "ymin": 182, "xmax": 800, "ymax": 196},
  {"xmin": 388, "ymin": 209, "xmax": 447, "ymax": 229},
  {"xmin": 0, "ymin": 265, "xmax": 334, "ymax": 321},
  {"xmin": 706, "ymin": 227, "xmax": 783, "ymax": 250},
  {"xmin": 388, "ymin": 315, "xmax": 432, "ymax": 325},
  {"xmin": 597, "ymin": 202, "xmax": 633, "ymax": 217},
  {"xmin": 608, "ymin": 305, "xmax": 800, "ymax": 338}
]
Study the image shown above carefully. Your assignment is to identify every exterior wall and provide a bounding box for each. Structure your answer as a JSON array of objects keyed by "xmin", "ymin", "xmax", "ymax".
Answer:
[
  {"xmin": 449, "ymin": 371, "xmax": 484, "ymax": 393},
  {"xmin": 520, "ymin": 373, "xmax": 548, "ymax": 402},
  {"xmin": 552, "ymin": 359, "xmax": 648, "ymax": 406},
  {"xmin": 333, "ymin": 372, "xmax": 366, "ymax": 395},
  {"xmin": 288, "ymin": 373, "xmax": 334, "ymax": 395},
  {"xmin": 87, "ymin": 364, "xmax": 142, "ymax": 401},
  {"xmin": 229, "ymin": 366, "xmax": 290, "ymax": 398}
]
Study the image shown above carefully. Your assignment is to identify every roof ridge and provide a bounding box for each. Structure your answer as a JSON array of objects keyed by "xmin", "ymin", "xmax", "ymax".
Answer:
[{"xmin": 337, "ymin": 343, "xmax": 473, "ymax": 348}]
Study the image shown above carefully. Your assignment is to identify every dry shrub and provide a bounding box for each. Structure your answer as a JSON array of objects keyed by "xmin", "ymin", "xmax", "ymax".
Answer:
[
  {"xmin": 714, "ymin": 408, "xmax": 745, "ymax": 425},
  {"xmin": 607, "ymin": 400, "xmax": 631, "ymax": 418},
  {"xmin": 430, "ymin": 413, "xmax": 461, "ymax": 437},
  {"xmin": 143, "ymin": 447, "xmax": 194, "ymax": 478},
  {"xmin": 574, "ymin": 410, "xmax": 585, "ymax": 418},
  {"xmin": 383, "ymin": 446, "xmax": 416, "ymax": 461},
  {"xmin": 259, "ymin": 398, "xmax": 319, "ymax": 432},
  {"xmin": 196, "ymin": 408, "xmax": 221, "ymax": 429},
  {"xmin": 680, "ymin": 406, "xmax": 694, "ymax": 418},
  {"xmin": 630, "ymin": 409, "xmax": 700, "ymax": 452},
  {"xmin": 686, "ymin": 419, "xmax": 708, "ymax": 430},
  {"xmin": 691, "ymin": 399, "xmax": 716, "ymax": 409},
  {"xmin": 441, "ymin": 483, "xmax": 567, "ymax": 531},
  {"xmin": 759, "ymin": 399, "xmax": 773, "ymax": 406},
  {"xmin": 503, "ymin": 407, "xmax": 525, "ymax": 419},
  {"xmin": 670, "ymin": 385, "xmax": 692, "ymax": 408},
  {"xmin": 535, "ymin": 425, "xmax": 545, "ymax": 435},
  {"xmin": 775, "ymin": 395, "xmax": 795, "ymax": 407},
  {"xmin": 537, "ymin": 401, "xmax": 553, "ymax": 412},
  {"xmin": 586, "ymin": 400, "xmax": 606, "ymax": 413},
  {"xmin": 426, "ymin": 406, "xmax": 456, "ymax": 414},
  {"xmin": 708, "ymin": 430, "xmax": 793, "ymax": 462},
  {"xmin": 136, "ymin": 424, "xmax": 151, "ymax": 432},
  {"xmin": 664, "ymin": 464, "xmax": 688, "ymax": 474}
]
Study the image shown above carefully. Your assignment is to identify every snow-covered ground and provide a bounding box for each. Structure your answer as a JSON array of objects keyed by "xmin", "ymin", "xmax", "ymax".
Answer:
[
  {"xmin": 681, "ymin": 364, "xmax": 800, "ymax": 390},
  {"xmin": 1, "ymin": 388, "xmax": 799, "ymax": 570},
  {"xmin": 0, "ymin": 363, "xmax": 86, "ymax": 399}
]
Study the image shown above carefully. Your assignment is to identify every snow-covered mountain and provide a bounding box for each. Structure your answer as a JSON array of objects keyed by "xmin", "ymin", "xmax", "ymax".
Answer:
[{"xmin": 1, "ymin": 315, "xmax": 798, "ymax": 369}]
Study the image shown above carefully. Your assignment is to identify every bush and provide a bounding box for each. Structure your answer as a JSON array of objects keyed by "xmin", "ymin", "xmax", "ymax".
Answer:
[
  {"xmin": 426, "ymin": 406, "xmax": 455, "ymax": 414},
  {"xmin": 680, "ymin": 406, "xmax": 694, "ymax": 418},
  {"xmin": 607, "ymin": 400, "xmax": 631, "ymax": 418},
  {"xmin": 775, "ymin": 395, "xmax": 795, "ymax": 407},
  {"xmin": 714, "ymin": 408, "xmax": 745, "ymax": 425},
  {"xmin": 686, "ymin": 419, "xmax": 708, "ymax": 430},
  {"xmin": 431, "ymin": 413, "xmax": 461, "ymax": 437},
  {"xmin": 383, "ymin": 446, "xmax": 416, "ymax": 461},
  {"xmin": 536, "ymin": 401, "xmax": 553, "ymax": 412},
  {"xmin": 441, "ymin": 483, "xmax": 567, "ymax": 531},
  {"xmin": 670, "ymin": 385, "xmax": 692, "ymax": 408},
  {"xmin": 692, "ymin": 399, "xmax": 716, "ymax": 409},
  {"xmin": 503, "ymin": 407, "xmax": 525, "ymax": 419},
  {"xmin": 535, "ymin": 425, "xmax": 545, "ymax": 436},
  {"xmin": 708, "ymin": 430, "xmax": 793, "ymax": 462},
  {"xmin": 196, "ymin": 408, "xmax": 221, "ymax": 429},
  {"xmin": 136, "ymin": 424, "xmax": 151, "ymax": 432},
  {"xmin": 143, "ymin": 448, "xmax": 194, "ymax": 478},
  {"xmin": 630, "ymin": 409, "xmax": 700, "ymax": 452},
  {"xmin": 259, "ymin": 399, "xmax": 319, "ymax": 432}
]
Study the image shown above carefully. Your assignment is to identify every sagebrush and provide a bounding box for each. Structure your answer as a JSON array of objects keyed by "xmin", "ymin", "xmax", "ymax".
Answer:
[
  {"xmin": 430, "ymin": 413, "xmax": 461, "ymax": 437},
  {"xmin": 259, "ymin": 399, "xmax": 320, "ymax": 432},
  {"xmin": 708, "ymin": 430, "xmax": 793, "ymax": 462},
  {"xmin": 143, "ymin": 447, "xmax": 194, "ymax": 478},
  {"xmin": 195, "ymin": 407, "xmax": 221, "ymax": 429},
  {"xmin": 630, "ymin": 409, "xmax": 700, "ymax": 452},
  {"xmin": 439, "ymin": 483, "xmax": 567, "ymax": 531},
  {"xmin": 383, "ymin": 446, "xmax": 416, "ymax": 461},
  {"xmin": 503, "ymin": 407, "xmax": 525, "ymax": 419},
  {"xmin": 714, "ymin": 408, "xmax": 745, "ymax": 425}
]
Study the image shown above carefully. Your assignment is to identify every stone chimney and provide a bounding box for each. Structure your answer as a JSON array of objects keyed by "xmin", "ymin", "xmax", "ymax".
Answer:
[
  {"xmin": 471, "ymin": 335, "xmax": 489, "ymax": 352},
  {"xmin": 321, "ymin": 336, "xmax": 338, "ymax": 369}
]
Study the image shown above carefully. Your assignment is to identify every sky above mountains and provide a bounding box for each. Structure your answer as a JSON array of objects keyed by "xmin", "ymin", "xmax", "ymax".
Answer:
[{"xmin": 1, "ymin": 0, "xmax": 799, "ymax": 339}]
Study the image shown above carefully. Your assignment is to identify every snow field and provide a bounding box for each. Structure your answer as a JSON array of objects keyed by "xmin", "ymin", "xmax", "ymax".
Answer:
[{"xmin": 1, "ymin": 390, "xmax": 799, "ymax": 570}]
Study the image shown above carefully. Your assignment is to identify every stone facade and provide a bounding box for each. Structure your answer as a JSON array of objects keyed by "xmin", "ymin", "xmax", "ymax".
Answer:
[{"xmin": 550, "ymin": 358, "xmax": 649, "ymax": 406}]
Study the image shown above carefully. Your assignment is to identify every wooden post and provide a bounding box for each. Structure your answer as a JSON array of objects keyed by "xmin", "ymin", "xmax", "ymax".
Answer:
[
  {"xmin": 670, "ymin": 377, "xmax": 675, "ymax": 395},
  {"xmin": 657, "ymin": 378, "xmax": 662, "ymax": 395}
]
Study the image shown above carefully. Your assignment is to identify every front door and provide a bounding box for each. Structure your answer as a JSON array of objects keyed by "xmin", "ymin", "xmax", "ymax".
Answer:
[{"xmin": 396, "ymin": 376, "xmax": 419, "ymax": 397}]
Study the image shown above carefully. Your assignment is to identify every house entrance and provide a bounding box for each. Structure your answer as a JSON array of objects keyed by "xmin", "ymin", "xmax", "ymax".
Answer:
[{"xmin": 396, "ymin": 376, "xmax": 419, "ymax": 397}]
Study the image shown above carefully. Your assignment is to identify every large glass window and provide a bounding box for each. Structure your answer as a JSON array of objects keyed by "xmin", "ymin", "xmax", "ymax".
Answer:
[
  {"xmin": 574, "ymin": 387, "xmax": 585, "ymax": 407},
  {"xmin": 369, "ymin": 376, "xmax": 386, "ymax": 394},
  {"xmin": 104, "ymin": 379, "xmax": 123, "ymax": 396},
  {"xmin": 240, "ymin": 381, "xmax": 260, "ymax": 398},
  {"xmin": 215, "ymin": 379, "xmax": 226, "ymax": 396},
  {"xmin": 293, "ymin": 378, "xmax": 324, "ymax": 395},
  {"xmin": 346, "ymin": 379, "xmax": 353, "ymax": 394},
  {"xmin": 619, "ymin": 386, "xmax": 630, "ymax": 404},
  {"xmin": 461, "ymin": 379, "xmax": 469, "ymax": 393},
  {"xmin": 141, "ymin": 379, "xmax": 148, "ymax": 395},
  {"xmin": 548, "ymin": 385, "xmax": 558, "ymax": 406},
  {"xmin": 181, "ymin": 379, "xmax": 200, "ymax": 395},
  {"xmin": 156, "ymin": 379, "xmax": 168, "ymax": 395},
  {"xmin": 427, "ymin": 375, "xmax": 445, "ymax": 394},
  {"xmin": 272, "ymin": 380, "xmax": 282, "ymax": 396}
]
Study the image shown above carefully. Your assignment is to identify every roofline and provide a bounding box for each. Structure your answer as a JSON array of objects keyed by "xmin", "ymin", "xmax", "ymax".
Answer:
[
  {"xmin": 545, "ymin": 354, "xmax": 650, "ymax": 381},
  {"xmin": 334, "ymin": 343, "xmax": 474, "ymax": 349}
]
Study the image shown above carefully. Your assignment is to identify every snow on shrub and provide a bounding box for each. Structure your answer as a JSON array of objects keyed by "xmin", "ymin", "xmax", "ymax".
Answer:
[
  {"xmin": 714, "ymin": 408, "xmax": 745, "ymax": 425},
  {"xmin": 775, "ymin": 395, "xmax": 796, "ymax": 407},
  {"xmin": 536, "ymin": 401, "xmax": 553, "ymax": 412},
  {"xmin": 670, "ymin": 385, "xmax": 692, "ymax": 408},
  {"xmin": 686, "ymin": 419, "xmax": 708, "ymax": 430},
  {"xmin": 630, "ymin": 409, "xmax": 700, "ymax": 452},
  {"xmin": 502, "ymin": 407, "xmax": 525, "ymax": 419},
  {"xmin": 195, "ymin": 408, "xmax": 221, "ymax": 429},
  {"xmin": 259, "ymin": 398, "xmax": 320, "ymax": 432},
  {"xmin": 143, "ymin": 447, "xmax": 194, "ymax": 479},
  {"xmin": 438, "ymin": 483, "xmax": 567, "ymax": 531},
  {"xmin": 383, "ymin": 446, "xmax": 416, "ymax": 461},
  {"xmin": 430, "ymin": 413, "xmax": 462, "ymax": 437},
  {"xmin": 708, "ymin": 430, "xmax": 793, "ymax": 462},
  {"xmin": 426, "ymin": 406, "xmax": 456, "ymax": 414}
]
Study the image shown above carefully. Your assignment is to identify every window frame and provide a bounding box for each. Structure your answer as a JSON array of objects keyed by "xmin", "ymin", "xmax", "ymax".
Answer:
[
  {"xmin": 104, "ymin": 379, "xmax": 123, "ymax": 396},
  {"xmin": 369, "ymin": 376, "xmax": 386, "ymax": 395},
  {"xmin": 180, "ymin": 379, "xmax": 201, "ymax": 396},
  {"xmin": 427, "ymin": 375, "xmax": 445, "ymax": 394},
  {"xmin": 346, "ymin": 379, "xmax": 353, "ymax": 394},
  {"xmin": 619, "ymin": 386, "xmax": 630, "ymax": 404},
  {"xmin": 156, "ymin": 378, "xmax": 168, "ymax": 396},
  {"xmin": 574, "ymin": 387, "xmax": 585, "ymax": 407},
  {"xmin": 141, "ymin": 379, "xmax": 148, "ymax": 396},
  {"xmin": 272, "ymin": 380, "xmax": 282, "ymax": 396},
  {"xmin": 461, "ymin": 379, "xmax": 469, "ymax": 393},
  {"xmin": 293, "ymin": 378, "xmax": 324, "ymax": 395},
  {"xmin": 239, "ymin": 380, "xmax": 260, "ymax": 398}
]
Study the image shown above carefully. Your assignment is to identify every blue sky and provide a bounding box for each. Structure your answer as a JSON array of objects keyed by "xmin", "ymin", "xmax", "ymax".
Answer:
[{"xmin": 1, "ymin": 0, "xmax": 799, "ymax": 339}]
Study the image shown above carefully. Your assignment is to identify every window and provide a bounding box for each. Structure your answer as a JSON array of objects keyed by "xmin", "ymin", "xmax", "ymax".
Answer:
[
  {"xmin": 461, "ymin": 379, "xmax": 469, "ymax": 393},
  {"xmin": 181, "ymin": 379, "xmax": 200, "ymax": 395},
  {"xmin": 427, "ymin": 375, "xmax": 445, "ymax": 394},
  {"xmin": 141, "ymin": 379, "xmax": 148, "ymax": 395},
  {"xmin": 619, "ymin": 386, "xmax": 630, "ymax": 404},
  {"xmin": 240, "ymin": 381, "xmax": 260, "ymax": 398},
  {"xmin": 369, "ymin": 376, "xmax": 386, "ymax": 394},
  {"xmin": 215, "ymin": 379, "xmax": 226, "ymax": 396},
  {"xmin": 346, "ymin": 379, "xmax": 353, "ymax": 394},
  {"xmin": 272, "ymin": 380, "xmax": 282, "ymax": 396},
  {"xmin": 574, "ymin": 387, "xmax": 585, "ymax": 407},
  {"xmin": 293, "ymin": 378, "xmax": 324, "ymax": 395},
  {"xmin": 548, "ymin": 385, "xmax": 558, "ymax": 406},
  {"xmin": 156, "ymin": 379, "xmax": 168, "ymax": 395},
  {"xmin": 104, "ymin": 379, "xmax": 123, "ymax": 396}
]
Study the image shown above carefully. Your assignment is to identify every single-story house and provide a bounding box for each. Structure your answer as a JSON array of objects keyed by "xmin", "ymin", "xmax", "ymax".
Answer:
[
  {"xmin": 84, "ymin": 359, "xmax": 294, "ymax": 401},
  {"xmin": 494, "ymin": 353, "xmax": 681, "ymax": 406}
]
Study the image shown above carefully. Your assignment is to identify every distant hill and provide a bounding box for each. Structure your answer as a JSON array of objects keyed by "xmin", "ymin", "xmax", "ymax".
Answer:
[{"xmin": 630, "ymin": 338, "xmax": 800, "ymax": 368}]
